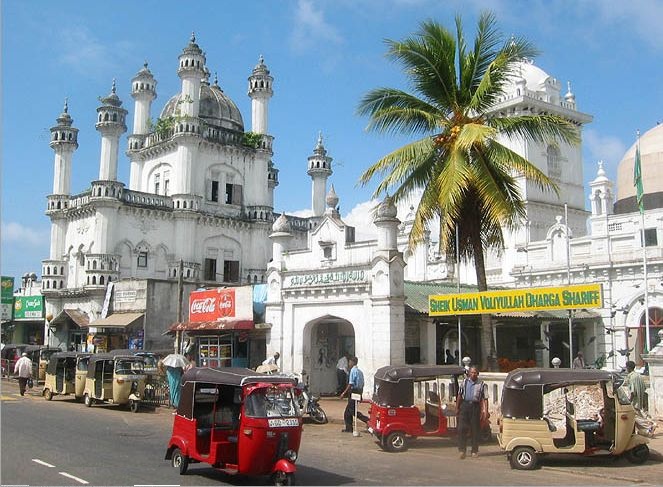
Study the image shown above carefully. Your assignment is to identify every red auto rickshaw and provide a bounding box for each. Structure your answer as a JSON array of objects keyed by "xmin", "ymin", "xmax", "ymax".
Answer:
[
  {"xmin": 367, "ymin": 364, "xmax": 491, "ymax": 452},
  {"xmin": 165, "ymin": 367, "xmax": 302, "ymax": 486}
]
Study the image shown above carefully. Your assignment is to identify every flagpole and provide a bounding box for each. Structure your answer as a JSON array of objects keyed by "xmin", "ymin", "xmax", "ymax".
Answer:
[{"xmin": 635, "ymin": 130, "xmax": 651, "ymax": 352}]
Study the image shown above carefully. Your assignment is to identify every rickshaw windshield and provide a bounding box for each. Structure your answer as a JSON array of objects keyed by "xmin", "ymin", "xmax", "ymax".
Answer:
[
  {"xmin": 115, "ymin": 359, "xmax": 144, "ymax": 374},
  {"xmin": 77, "ymin": 358, "xmax": 89, "ymax": 371},
  {"xmin": 244, "ymin": 386, "xmax": 297, "ymax": 418}
]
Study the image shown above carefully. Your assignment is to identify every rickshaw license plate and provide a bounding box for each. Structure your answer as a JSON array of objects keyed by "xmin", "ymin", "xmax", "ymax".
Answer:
[{"xmin": 268, "ymin": 418, "xmax": 299, "ymax": 427}]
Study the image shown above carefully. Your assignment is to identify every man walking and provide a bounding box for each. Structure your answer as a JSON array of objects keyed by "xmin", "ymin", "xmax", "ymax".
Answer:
[
  {"xmin": 14, "ymin": 352, "xmax": 33, "ymax": 396},
  {"xmin": 455, "ymin": 366, "xmax": 488, "ymax": 459},
  {"xmin": 339, "ymin": 356, "xmax": 368, "ymax": 432},
  {"xmin": 623, "ymin": 360, "xmax": 646, "ymax": 410}
]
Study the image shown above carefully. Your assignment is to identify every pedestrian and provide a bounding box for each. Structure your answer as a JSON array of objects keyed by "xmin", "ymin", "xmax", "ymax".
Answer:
[
  {"xmin": 623, "ymin": 360, "xmax": 646, "ymax": 410},
  {"xmin": 166, "ymin": 365, "xmax": 184, "ymax": 408},
  {"xmin": 262, "ymin": 351, "xmax": 280, "ymax": 367},
  {"xmin": 336, "ymin": 353, "xmax": 349, "ymax": 394},
  {"xmin": 14, "ymin": 352, "xmax": 33, "ymax": 396},
  {"xmin": 445, "ymin": 349, "xmax": 455, "ymax": 364},
  {"xmin": 455, "ymin": 366, "xmax": 488, "ymax": 459},
  {"xmin": 572, "ymin": 351, "xmax": 585, "ymax": 369},
  {"xmin": 339, "ymin": 356, "xmax": 368, "ymax": 432}
]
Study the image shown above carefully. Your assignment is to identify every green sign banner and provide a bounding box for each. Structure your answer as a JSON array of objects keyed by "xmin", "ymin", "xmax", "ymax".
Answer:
[
  {"xmin": 13, "ymin": 295, "xmax": 44, "ymax": 320},
  {"xmin": 1, "ymin": 276, "xmax": 14, "ymax": 304}
]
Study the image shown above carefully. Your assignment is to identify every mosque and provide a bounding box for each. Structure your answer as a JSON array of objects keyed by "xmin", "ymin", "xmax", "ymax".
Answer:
[{"xmin": 39, "ymin": 35, "xmax": 662, "ymax": 392}]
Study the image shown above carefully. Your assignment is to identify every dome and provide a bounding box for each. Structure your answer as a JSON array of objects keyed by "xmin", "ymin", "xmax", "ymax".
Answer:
[
  {"xmin": 517, "ymin": 60, "xmax": 552, "ymax": 90},
  {"xmin": 272, "ymin": 213, "xmax": 290, "ymax": 233},
  {"xmin": 160, "ymin": 84, "xmax": 244, "ymax": 132},
  {"xmin": 614, "ymin": 124, "xmax": 663, "ymax": 213},
  {"xmin": 375, "ymin": 195, "xmax": 398, "ymax": 219}
]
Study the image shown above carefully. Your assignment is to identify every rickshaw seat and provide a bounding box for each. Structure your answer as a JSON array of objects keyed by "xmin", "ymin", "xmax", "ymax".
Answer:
[{"xmin": 576, "ymin": 419, "xmax": 600, "ymax": 432}]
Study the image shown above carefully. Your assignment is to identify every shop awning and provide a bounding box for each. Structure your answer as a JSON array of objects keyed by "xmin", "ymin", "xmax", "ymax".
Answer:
[
  {"xmin": 169, "ymin": 319, "xmax": 253, "ymax": 332},
  {"xmin": 51, "ymin": 309, "xmax": 90, "ymax": 328},
  {"xmin": 87, "ymin": 312, "xmax": 144, "ymax": 329}
]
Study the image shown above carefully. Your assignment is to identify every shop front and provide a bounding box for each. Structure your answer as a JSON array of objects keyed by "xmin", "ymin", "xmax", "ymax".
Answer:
[
  {"xmin": 12, "ymin": 296, "xmax": 46, "ymax": 345},
  {"xmin": 82, "ymin": 312, "xmax": 145, "ymax": 353},
  {"xmin": 170, "ymin": 286, "xmax": 266, "ymax": 370}
]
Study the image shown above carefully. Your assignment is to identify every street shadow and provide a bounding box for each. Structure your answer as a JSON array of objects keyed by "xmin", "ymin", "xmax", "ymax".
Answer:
[
  {"xmin": 540, "ymin": 453, "xmax": 661, "ymax": 469},
  {"xmin": 182, "ymin": 464, "xmax": 356, "ymax": 485}
]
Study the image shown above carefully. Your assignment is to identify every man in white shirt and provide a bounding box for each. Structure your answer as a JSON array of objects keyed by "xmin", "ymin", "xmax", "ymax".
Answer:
[
  {"xmin": 262, "ymin": 352, "xmax": 280, "ymax": 367},
  {"xmin": 336, "ymin": 353, "xmax": 349, "ymax": 395},
  {"xmin": 14, "ymin": 352, "xmax": 33, "ymax": 396}
]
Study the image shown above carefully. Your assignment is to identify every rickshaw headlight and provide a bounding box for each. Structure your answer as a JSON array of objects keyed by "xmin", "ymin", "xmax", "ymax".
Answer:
[{"xmin": 284, "ymin": 450, "xmax": 297, "ymax": 462}]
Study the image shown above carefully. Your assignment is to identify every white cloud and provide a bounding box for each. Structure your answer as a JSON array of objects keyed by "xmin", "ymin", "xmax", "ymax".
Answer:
[
  {"xmin": 1, "ymin": 222, "xmax": 48, "ymax": 246},
  {"xmin": 54, "ymin": 26, "xmax": 132, "ymax": 75},
  {"xmin": 584, "ymin": 129, "xmax": 627, "ymax": 176},
  {"xmin": 290, "ymin": 208, "xmax": 314, "ymax": 218},
  {"xmin": 290, "ymin": 0, "xmax": 343, "ymax": 53}
]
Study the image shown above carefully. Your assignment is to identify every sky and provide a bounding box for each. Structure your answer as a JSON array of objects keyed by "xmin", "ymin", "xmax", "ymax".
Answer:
[{"xmin": 2, "ymin": 0, "xmax": 663, "ymax": 285}]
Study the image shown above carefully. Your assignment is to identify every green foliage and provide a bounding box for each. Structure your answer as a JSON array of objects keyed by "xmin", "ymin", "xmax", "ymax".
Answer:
[{"xmin": 243, "ymin": 131, "xmax": 262, "ymax": 148}]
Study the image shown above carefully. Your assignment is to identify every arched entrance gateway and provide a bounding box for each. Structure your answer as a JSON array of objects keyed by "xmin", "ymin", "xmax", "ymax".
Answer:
[{"xmin": 303, "ymin": 316, "xmax": 355, "ymax": 395}]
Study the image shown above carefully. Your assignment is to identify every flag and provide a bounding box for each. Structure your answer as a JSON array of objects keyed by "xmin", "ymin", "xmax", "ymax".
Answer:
[{"xmin": 634, "ymin": 143, "xmax": 644, "ymax": 214}]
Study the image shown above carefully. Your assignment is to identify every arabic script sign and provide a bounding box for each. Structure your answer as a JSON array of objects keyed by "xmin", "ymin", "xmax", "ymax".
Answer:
[{"xmin": 286, "ymin": 270, "xmax": 367, "ymax": 288}]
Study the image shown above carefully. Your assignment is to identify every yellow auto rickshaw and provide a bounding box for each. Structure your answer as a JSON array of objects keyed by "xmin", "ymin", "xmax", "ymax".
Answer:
[
  {"xmin": 42, "ymin": 352, "xmax": 90, "ymax": 401},
  {"xmin": 498, "ymin": 368, "xmax": 650, "ymax": 469},
  {"xmin": 25, "ymin": 345, "xmax": 62, "ymax": 383},
  {"xmin": 83, "ymin": 351, "xmax": 147, "ymax": 412}
]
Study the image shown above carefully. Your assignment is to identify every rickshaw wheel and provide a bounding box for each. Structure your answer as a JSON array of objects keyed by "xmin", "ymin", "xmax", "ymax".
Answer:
[
  {"xmin": 384, "ymin": 431, "xmax": 407, "ymax": 452},
  {"xmin": 84, "ymin": 394, "xmax": 93, "ymax": 407},
  {"xmin": 171, "ymin": 448, "xmax": 189, "ymax": 475},
  {"xmin": 43, "ymin": 389, "xmax": 53, "ymax": 401},
  {"xmin": 625, "ymin": 444, "xmax": 649, "ymax": 464},
  {"xmin": 510, "ymin": 446, "xmax": 538, "ymax": 470},
  {"xmin": 271, "ymin": 471, "xmax": 295, "ymax": 486},
  {"xmin": 129, "ymin": 400, "xmax": 139, "ymax": 413}
]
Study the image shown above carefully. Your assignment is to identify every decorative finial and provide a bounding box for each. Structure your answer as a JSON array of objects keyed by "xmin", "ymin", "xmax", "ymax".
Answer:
[
  {"xmin": 191, "ymin": 32, "xmax": 196, "ymax": 43},
  {"xmin": 567, "ymin": 81, "xmax": 572, "ymax": 93},
  {"xmin": 597, "ymin": 160, "xmax": 606, "ymax": 177},
  {"xmin": 111, "ymin": 78, "xmax": 116, "ymax": 94},
  {"xmin": 214, "ymin": 71, "xmax": 219, "ymax": 85},
  {"xmin": 317, "ymin": 131, "xmax": 323, "ymax": 146},
  {"xmin": 63, "ymin": 97, "xmax": 69, "ymax": 113},
  {"xmin": 144, "ymin": 61, "xmax": 148, "ymax": 69},
  {"xmin": 259, "ymin": 54, "xmax": 264, "ymax": 64}
]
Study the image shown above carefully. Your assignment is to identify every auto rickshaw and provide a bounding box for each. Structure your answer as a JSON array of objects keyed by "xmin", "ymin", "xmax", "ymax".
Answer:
[
  {"xmin": 497, "ymin": 368, "xmax": 650, "ymax": 469},
  {"xmin": 165, "ymin": 367, "xmax": 302, "ymax": 486},
  {"xmin": 0, "ymin": 343, "xmax": 29, "ymax": 377},
  {"xmin": 42, "ymin": 351, "xmax": 90, "ymax": 400},
  {"xmin": 367, "ymin": 365, "xmax": 492, "ymax": 452},
  {"xmin": 82, "ymin": 351, "xmax": 147, "ymax": 412},
  {"xmin": 25, "ymin": 345, "xmax": 63, "ymax": 382}
]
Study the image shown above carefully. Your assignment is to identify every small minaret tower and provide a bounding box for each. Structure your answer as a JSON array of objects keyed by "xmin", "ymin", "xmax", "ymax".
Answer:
[
  {"xmin": 589, "ymin": 160, "xmax": 614, "ymax": 217},
  {"xmin": 177, "ymin": 33, "xmax": 206, "ymax": 118},
  {"xmin": 96, "ymin": 80, "xmax": 127, "ymax": 181},
  {"xmin": 247, "ymin": 55, "xmax": 273, "ymax": 135},
  {"xmin": 128, "ymin": 63, "xmax": 157, "ymax": 189},
  {"xmin": 307, "ymin": 133, "xmax": 333, "ymax": 217},
  {"xmin": 49, "ymin": 99, "xmax": 78, "ymax": 195}
]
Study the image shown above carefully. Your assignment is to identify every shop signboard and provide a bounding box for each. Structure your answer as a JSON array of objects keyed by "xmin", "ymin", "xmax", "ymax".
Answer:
[
  {"xmin": 429, "ymin": 283, "xmax": 603, "ymax": 317},
  {"xmin": 13, "ymin": 295, "xmax": 45, "ymax": 320},
  {"xmin": 1, "ymin": 276, "xmax": 14, "ymax": 321},
  {"xmin": 189, "ymin": 287, "xmax": 253, "ymax": 324}
]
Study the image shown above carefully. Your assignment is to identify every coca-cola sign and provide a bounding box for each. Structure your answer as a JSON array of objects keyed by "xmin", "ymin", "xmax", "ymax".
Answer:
[{"xmin": 188, "ymin": 288, "xmax": 237, "ymax": 322}]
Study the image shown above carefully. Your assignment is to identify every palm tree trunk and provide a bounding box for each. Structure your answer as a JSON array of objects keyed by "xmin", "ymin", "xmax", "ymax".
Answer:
[{"xmin": 469, "ymin": 230, "xmax": 497, "ymax": 371}]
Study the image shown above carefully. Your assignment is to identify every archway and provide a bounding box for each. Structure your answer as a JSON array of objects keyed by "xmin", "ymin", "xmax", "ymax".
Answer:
[
  {"xmin": 303, "ymin": 316, "xmax": 355, "ymax": 395},
  {"xmin": 635, "ymin": 306, "xmax": 663, "ymax": 366}
]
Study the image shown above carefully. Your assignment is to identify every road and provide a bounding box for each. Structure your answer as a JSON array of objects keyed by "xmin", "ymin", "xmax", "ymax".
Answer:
[{"xmin": 1, "ymin": 383, "xmax": 659, "ymax": 485}]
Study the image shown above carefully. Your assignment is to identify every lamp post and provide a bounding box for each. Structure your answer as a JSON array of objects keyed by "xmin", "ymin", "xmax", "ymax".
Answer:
[{"xmin": 564, "ymin": 204, "xmax": 573, "ymax": 367}]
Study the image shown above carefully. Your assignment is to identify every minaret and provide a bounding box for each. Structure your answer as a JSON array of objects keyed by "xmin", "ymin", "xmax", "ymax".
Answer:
[
  {"xmin": 128, "ymin": 63, "xmax": 157, "ymax": 189},
  {"xmin": 374, "ymin": 196, "xmax": 400, "ymax": 251},
  {"xmin": 177, "ymin": 32, "xmax": 206, "ymax": 118},
  {"xmin": 307, "ymin": 133, "xmax": 333, "ymax": 217},
  {"xmin": 96, "ymin": 80, "xmax": 127, "ymax": 181},
  {"xmin": 589, "ymin": 160, "xmax": 614, "ymax": 216},
  {"xmin": 247, "ymin": 55, "xmax": 273, "ymax": 134},
  {"xmin": 50, "ymin": 99, "xmax": 78, "ymax": 195},
  {"xmin": 564, "ymin": 81, "xmax": 576, "ymax": 109}
]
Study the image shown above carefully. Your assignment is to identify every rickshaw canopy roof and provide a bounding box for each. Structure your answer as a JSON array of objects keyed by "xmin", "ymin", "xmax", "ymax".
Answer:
[
  {"xmin": 86, "ymin": 352, "xmax": 144, "ymax": 375},
  {"xmin": 45, "ymin": 351, "xmax": 85, "ymax": 374},
  {"xmin": 182, "ymin": 367, "xmax": 298, "ymax": 386},
  {"xmin": 503, "ymin": 368, "xmax": 617, "ymax": 390},
  {"xmin": 374, "ymin": 364, "xmax": 466, "ymax": 382}
]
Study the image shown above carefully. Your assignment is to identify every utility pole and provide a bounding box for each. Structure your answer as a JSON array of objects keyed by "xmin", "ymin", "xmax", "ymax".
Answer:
[
  {"xmin": 175, "ymin": 258, "xmax": 183, "ymax": 354},
  {"xmin": 565, "ymin": 204, "xmax": 573, "ymax": 367}
]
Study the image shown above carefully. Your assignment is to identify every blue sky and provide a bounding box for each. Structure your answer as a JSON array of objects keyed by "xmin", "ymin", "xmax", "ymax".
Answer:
[{"xmin": 2, "ymin": 0, "xmax": 662, "ymax": 284}]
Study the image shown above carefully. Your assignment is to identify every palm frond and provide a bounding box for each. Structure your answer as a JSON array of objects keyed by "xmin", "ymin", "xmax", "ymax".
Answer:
[
  {"xmin": 358, "ymin": 88, "xmax": 444, "ymax": 134},
  {"xmin": 490, "ymin": 114, "xmax": 580, "ymax": 146}
]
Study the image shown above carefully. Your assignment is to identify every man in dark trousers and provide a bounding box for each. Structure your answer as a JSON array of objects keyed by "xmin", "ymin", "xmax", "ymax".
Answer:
[
  {"xmin": 455, "ymin": 366, "xmax": 488, "ymax": 458},
  {"xmin": 339, "ymin": 356, "xmax": 368, "ymax": 432}
]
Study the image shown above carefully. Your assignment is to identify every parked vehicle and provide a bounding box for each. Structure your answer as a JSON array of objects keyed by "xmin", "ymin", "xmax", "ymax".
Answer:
[
  {"xmin": 367, "ymin": 365, "xmax": 491, "ymax": 452},
  {"xmin": 0, "ymin": 343, "xmax": 29, "ymax": 377},
  {"xmin": 498, "ymin": 368, "xmax": 650, "ymax": 470},
  {"xmin": 75, "ymin": 353, "xmax": 91, "ymax": 400},
  {"xmin": 295, "ymin": 377, "xmax": 328, "ymax": 424},
  {"xmin": 25, "ymin": 345, "xmax": 63, "ymax": 382},
  {"xmin": 42, "ymin": 352, "xmax": 90, "ymax": 401},
  {"xmin": 165, "ymin": 367, "xmax": 302, "ymax": 486},
  {"xmin": 83, "ymin": 351, "xmax": 147, "ymax": 412}
]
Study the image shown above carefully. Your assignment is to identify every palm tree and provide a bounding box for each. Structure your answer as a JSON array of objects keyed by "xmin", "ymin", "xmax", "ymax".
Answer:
[{"xmin": 358, "ymin": 12, "xmax": 579, "ymax": 370}]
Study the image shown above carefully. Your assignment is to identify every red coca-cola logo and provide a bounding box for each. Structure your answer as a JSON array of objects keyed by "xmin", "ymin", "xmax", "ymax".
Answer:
[
  {"xmin": 190, "ymin": 297, "xmax": 216, "ymax": 314},
  {"xmin": 219, "ymin": 293, "xmax": 234, "ymax": 317}
]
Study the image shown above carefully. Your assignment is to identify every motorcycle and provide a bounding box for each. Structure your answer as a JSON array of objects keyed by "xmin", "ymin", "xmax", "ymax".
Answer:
[{"xmin": 295, "ymin": 375, "xmax": 328, "ymax": 424}]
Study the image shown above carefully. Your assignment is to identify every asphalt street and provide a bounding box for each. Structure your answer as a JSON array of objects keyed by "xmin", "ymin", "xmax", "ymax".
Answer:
[{"xmin": 1, "ymin": 380, "xmax": 661, "ymax": 486}]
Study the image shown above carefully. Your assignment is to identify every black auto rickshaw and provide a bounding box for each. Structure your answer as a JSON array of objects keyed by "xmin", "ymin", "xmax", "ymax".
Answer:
[
  {"xmin": 42, "ymin": 351, "xmax": 90, "ymax": 401},
  {"xmin": 83, "ymin": 351, "xmax": 147, "ymax": 412},
  {"xmin": 367, "ymin": 365, "xmax": 492, "ymax": 452},
  {"xmin": 165, "ymin": 367, "xmax": 302, "ymax": 485},
  {"xmin": 498, "ymin": 368, "xmax": 650, "ymax": 469}
]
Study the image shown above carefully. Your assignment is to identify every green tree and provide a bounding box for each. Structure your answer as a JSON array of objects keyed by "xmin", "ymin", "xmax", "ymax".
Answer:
[{"xmin": 358, "ymin": 13, "xmax": 579, "ymax": 370}]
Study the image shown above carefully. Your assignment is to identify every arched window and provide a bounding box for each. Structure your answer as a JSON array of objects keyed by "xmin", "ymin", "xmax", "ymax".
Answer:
[
  {"xmin": 60, "ymin": 266, "xmax": 64, "ymax": 274},
  {"xmin": 112, "ymin": 113, "xmax": 117, "ymax": 122},
  {"xmin": 547, "ymin": 145, "xmax": 561, "ymax": 180},
  {"xmin": 92, "ymin": 260, "xmax": 97, "ymax": 270},
  {"xmin": 100, "ymin": 276, "xmax": 105, "ymax": 285},
  {"xmin": 104, "ymin": 113, "xmax": 109, "ymax": 122},
  {"xmin": 60, "ymin": 280, "xmax": 64, "ymax": 289},
  {"xmin": 92, "ymin": 276, "xmax": 96, "ymax": 285}
]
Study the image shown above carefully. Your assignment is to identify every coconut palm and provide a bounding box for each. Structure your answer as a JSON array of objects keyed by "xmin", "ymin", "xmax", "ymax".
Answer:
[{"xmin": 358, "ymin": 13, "xmax": 579, "ymax": 369}]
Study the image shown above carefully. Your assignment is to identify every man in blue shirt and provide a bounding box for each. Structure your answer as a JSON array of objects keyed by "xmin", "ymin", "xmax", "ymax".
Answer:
[
  {"xmin": 455, "ymin": 366, "xmax": 488, "ymax": 458},
  {"xmin": 339, "ymin": 356, "xmax": 368, "ymax": 432}
]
